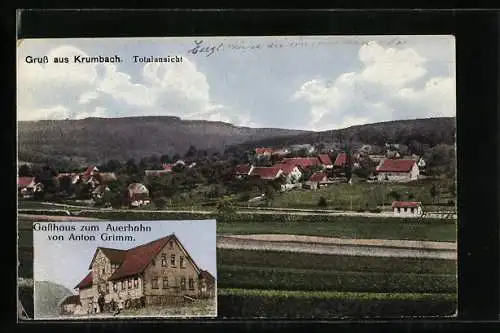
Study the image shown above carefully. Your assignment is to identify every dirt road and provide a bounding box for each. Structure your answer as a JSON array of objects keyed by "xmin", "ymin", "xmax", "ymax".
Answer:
[{"xmin": 217, "ymin": 235, "xmax": 456, "ymax": 260}]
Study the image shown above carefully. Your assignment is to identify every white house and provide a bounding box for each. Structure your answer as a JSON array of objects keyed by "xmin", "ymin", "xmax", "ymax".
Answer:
[
  {"xmin": 376, "ymin": 159, "xmax": 419, "ymax": 182},
  {"xmin": 392, "ymin": 201, "xmax": 423, "ymax": 217},
  {"xmin": 274, "ymin": 163, "xmax": 302, "ymax": 191}
]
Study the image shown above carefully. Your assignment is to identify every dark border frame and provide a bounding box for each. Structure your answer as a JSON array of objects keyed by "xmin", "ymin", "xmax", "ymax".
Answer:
[{"xmin": 8, "ymin": 8, "xmax": 500, "ymax": 333}]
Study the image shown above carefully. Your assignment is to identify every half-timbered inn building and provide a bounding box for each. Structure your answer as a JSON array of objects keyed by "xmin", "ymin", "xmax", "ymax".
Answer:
[{"xmin": 74, "ymin": 234, "xmax": 216, "ymax": 314}]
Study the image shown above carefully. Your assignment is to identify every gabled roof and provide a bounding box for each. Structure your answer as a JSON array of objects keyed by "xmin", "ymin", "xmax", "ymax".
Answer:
[
  {"xmin": 392, "ymin": 201, "xmax": 422, "ymax": 208},
  {"xmin": 309, "ymin": 172, "xmax": 327, "ymax": 182},
  {"xmin": 282, "ymin": 157, "xmax": 321, "ymax": 169},
  {"xmin": 108, "ymin": 235, "xmax": 174, "ymax": 280},
  {"xmin": 249, "ymin": 167, "xmax": 282, "ymax": 179},
  {"xmin": 77, "ymin": 235, "xmax": 204, "ymax": 288},
  {"xmin": 273, "ymin": 163, "xmax": 299, "ymax": 175},
  {"xmin": 334, "ymin": 152, "xmax": 347, "ymax": 167},
  {"xmin": 199, "ymin": 270, "xmax": 216, "ymax": 285},
  {"xmin": 17, "ymin": 177, "xmax": 34, "ymax": 188},
  {"xmin": 75, "ymin": 272, "xmax": 93, "ymax": 289},
  {"xmin": 82, "ymin": 166, "xmax": 98, "ymax": 178},
  {"xmin": 377, "ymin": 159, "xmax": 416, "ymax": 173},
  {"xmin": 318, "ymin": 154, "xmax": 333, "ymax": 166},
  {"xmin": 235, "ymin": 164, "xmax": 252, "ymax": 175},
  {"xmin": 88, "ymin": 247, "xmax": 127, "ymax": 269}
]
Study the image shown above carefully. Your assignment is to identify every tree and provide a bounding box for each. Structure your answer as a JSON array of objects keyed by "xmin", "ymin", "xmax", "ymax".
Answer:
[
  {"xmin": 430, "ymin": 183, "xmax": 440, "ymax": 204},
  {"xmin": 58, "ymin": 175, "xmax": 73, "ymax": 196},
  {"xmin": 185, "ymin": 145, "xmax": 198, "ymax": 160},
  {"xmin": 105, "ymin": 159, "xmax": 122, "ymax": 173},
  {"xmin": 160, "ymin": 154, "xmax": 171, "ymax": 164},
  {"xmin": 18, "ymin": 164, "xmax": 32, "ymax": 177},
  {"xmin": 264, "ymin": 185, "xmax": 276, "ymax": 204},
  {"xmin": 388, "ymin": 190, "xmax": 401, "ymax": 201},
  {"xmin": 34, "ymin": 165, "xmax": 58, "ymax": 195},
  {"xmin": 318, "ymin": 196, "xmax": 328, "ymax": 207},
  {"xmin": 125, "ymin": 159, "xmax": 139, "ymax": 174},
  {"xmin": 216, "ymin": 196, "xmax": 236, "ymax": 217},
  {"xmin": 152, "ymin": 197, "xmax": 168, "ymax": 209}
]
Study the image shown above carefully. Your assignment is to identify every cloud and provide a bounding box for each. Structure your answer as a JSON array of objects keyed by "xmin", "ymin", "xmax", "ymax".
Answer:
[
  {"xmin": 292, "ymin": 41, "xmax": 455, "ymax": 131},
  {"xmin": 17, "ymin": 45, "xmax": 250, "ymax": 125}
]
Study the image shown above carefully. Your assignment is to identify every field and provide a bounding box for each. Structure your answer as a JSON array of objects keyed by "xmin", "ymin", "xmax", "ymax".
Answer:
[
  {"xmin": 17, "ymin": 212, "xmax": 457, "ymax": 318},
  {"xmin": 216, "ymin": 248, "xmax": 456, "ymax": 318},
  {"xmin": 18, "ymin": 211, "xmax": 457, "ymax": 242},
  {"xmin": 266, "ymin": 180, "xmax": 456, "ymax": 211}
]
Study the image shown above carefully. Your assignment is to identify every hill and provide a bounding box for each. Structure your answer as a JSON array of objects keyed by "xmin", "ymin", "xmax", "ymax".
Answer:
[
  {"xmin": 227, "ymin": 117, "xmax": 456, "ymax": 153},
  {"xmin": 34, "ymin": 280, "xmax": 75, "ymax": 319},
  {"xmin": 17, "ymin": 116, "xmax": 309, "ymax": 166}
]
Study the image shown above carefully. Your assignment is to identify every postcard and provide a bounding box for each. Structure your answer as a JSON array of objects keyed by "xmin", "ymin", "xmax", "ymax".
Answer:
[
  {"xmin": 32, "ymin": 220, "xmax": 217, "ymax": 319},
  {"xmin": 18, "ymin": 35, "xmax": 457, "ymax": 320}
]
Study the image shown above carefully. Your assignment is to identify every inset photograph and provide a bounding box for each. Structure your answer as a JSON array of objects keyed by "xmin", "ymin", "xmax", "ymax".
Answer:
[{"xmin": 33, "ymin": 220, "xmax": 216, "ymax": 319}]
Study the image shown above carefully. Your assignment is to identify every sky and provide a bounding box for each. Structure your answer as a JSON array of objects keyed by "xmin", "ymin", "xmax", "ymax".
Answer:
[
  {"xmin": 17, "ymin": 35, "xmax": 456, "ymax": 131},
  {"xmin": 33, "ymin": 220, "xmax": 217, "ymax": 292}
]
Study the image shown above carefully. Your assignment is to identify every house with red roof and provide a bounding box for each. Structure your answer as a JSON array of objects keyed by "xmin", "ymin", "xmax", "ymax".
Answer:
[
  {"xmin": 249, "ymin": 166, "xmax": 283, "ymax": 180},
  {"xmin": 376, "ymin": 159, "xmax": 419, "ymax": 182},
  {"xmin": 75, "ymin": 234, "xmax": 216, "ymax": 314},
  {"xmin": 17, "ymin": 176, "xmax": 43, "ymax": 198},
  {"xmin": 318, "ymin": 154, "xmax": 334, "ymax": 169},
  {"xmin": 303, "ymin": 171, "xmax": 328, "ymax": 190},
  {"xmin": 282, "ymin": 157, "xmax": 321, "ymax": 169},
  {"xmin": 333, "ymin": 152, "xmax": 348, "ymax": 168},
  {"xmin": 234, "ymin": 164, "xmax": 254, "ymax": 178},
  {"xmin": 392, "ymin": 201, "xmax": 423, "ymax": 217},
  {"xmin": 273, "ymin": 163, "xmax": 302, "ymax": 190}
]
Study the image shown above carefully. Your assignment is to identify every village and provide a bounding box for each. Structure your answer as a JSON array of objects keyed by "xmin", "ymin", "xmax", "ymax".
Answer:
[{"xmin": 17, "ymin": 141, "xmax": 455, "ymax": 218}]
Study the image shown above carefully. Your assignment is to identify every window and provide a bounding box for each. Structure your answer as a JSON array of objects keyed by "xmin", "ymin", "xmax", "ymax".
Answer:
[
  {"xmin": 169, "ymin": 241, "xmax": 173, "ymax": 249},
  {"xmin": 105, "ymin": 283, "xmax": 109, "ymax": 293},
  {"xmin": 134, "ymin": 278, "xmax": 139, "ymax": 289},
  {"xmin": 180, "ymin": 256, "xmax": 185, "ymax": 268},
  {"xmin": 188, "ymin": 278, "xmax": 194, "ymax": 290},
  {"xmin": 180, "ymin": 277, "xmax": 186, "ymax": 290},
  {"xmin": 171, "ymin": 254, "xmax": 176, "ymax": 267},
  {"xmin": 404, "ymin": 207, "xmax": 407, "ymax": 212},
  {"xmin": 102, "ymin": 268, "xmax": 105, "ymax": 275},
  {"xmin": 397, "ymin": 207, "xmax": 401, "ymax": 213},
  {"xmin": 411, "ymin": 207, "xmax": 415, "ymax": 213},
  {"xmin": 152, "ymin": 259, "xmax": 156, "ymax": 266},
  {"xmin": 163, "ymin": 277, "xmax": 168, "ymax": 289},
  {"xmin": 121, "ymin": 281, "xmax": 125, "ymax": 290},
  {"xmin": 113, "ymin": 282, "xmax": 117, "ymax": 292},
  {"xmin": 128, "ymin": 279, "xmax": 132, "ymax": 289},
  {"xmin": 161, "ymin": 254, "xmax": 167, "ymax": 267},
  {"xmin": 152, "ymin": 277, "xmax": 159, "ymax": 289}
]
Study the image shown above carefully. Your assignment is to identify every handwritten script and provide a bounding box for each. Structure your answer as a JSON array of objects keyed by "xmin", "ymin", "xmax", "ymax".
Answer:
[{"xmin": 187, "ymin": 38, "xmax": 407, "ymax": 57}]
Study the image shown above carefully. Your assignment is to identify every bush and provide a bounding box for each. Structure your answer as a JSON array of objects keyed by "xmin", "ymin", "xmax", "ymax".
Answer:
[
  {"xmin": 318, "ymin": 196, "xmax": 328, "ymax": 207},
  {"xmin": 153, "ymin": 197, "xmax": 168, "ymax": 209},
  {"xmin": 369, "ymin": 208, "xmax": 382, "ymax": 213}
]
